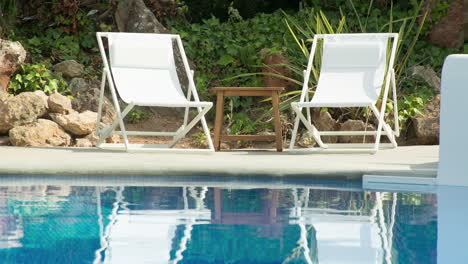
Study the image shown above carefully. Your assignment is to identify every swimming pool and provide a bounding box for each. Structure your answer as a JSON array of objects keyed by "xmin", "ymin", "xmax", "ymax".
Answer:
[{"xmin": 0, "ymin": 178, "xmax": 440, "ymax": 264}]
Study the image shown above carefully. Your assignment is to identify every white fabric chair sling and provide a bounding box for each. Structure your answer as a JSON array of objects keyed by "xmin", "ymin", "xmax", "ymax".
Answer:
[
  {"xmin": 96, "ymin": 32, "xmax": 214, "ymax": 151},
  {"xmin": 289, "ymin": 33, "xmax": 400, "ymax": 153}
]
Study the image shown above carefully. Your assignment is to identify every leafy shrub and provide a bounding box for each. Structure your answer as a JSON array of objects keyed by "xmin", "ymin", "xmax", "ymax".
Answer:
[
  {"xmin": 125, "ymin": 107, "xmax": 151, "ymax": 124},
  {"xmin": 9, "ymin": 64, "xmax": 69, "ymax": 95},
  {"xmin": 168, "ymin": 11, "xmax": 292, "ymax": 134},
  {"xmin": 8, "ymin": 8, "xmax": 98, "ymax": 65}
]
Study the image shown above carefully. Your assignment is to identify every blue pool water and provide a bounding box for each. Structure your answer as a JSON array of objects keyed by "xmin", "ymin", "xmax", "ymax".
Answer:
[{"xmin": 0, "ymin": 179, "xmax": 439, "ymax": 264}]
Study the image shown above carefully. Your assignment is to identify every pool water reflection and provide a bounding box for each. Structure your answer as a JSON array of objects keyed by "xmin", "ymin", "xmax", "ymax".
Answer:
[{"xmin": 0, "ymin": 183, "xmax": 438, "ymax": 264}]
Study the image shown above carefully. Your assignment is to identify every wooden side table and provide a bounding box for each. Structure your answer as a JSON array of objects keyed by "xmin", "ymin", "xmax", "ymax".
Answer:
[{"xmin": 211, "ymin": 87, "xmax": 284, "ymax": 152}]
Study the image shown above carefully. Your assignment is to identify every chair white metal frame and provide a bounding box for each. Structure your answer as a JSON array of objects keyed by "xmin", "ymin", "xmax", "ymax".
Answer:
[
  {"xmin": 289, "ymin": 33, "xmax": 400, "ymax": 153},
  {"xmin": 96, "ymin": 32, "xmax": 214, "ymax": 152}
]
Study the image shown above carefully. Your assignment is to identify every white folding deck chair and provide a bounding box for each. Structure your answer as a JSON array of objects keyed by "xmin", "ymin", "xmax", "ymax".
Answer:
[
  {"xmin": 95, "ymin": 32, "xmax": 214, "ymax": 151},
  {"xmin": 289, "ymin": 33, "xmax": 400, "ymax": 153}
]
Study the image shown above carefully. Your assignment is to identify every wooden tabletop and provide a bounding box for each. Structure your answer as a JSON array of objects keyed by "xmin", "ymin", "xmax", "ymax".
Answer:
[{"xmin": 211, "ymin": 87, "xmax": 285, "ymax": 91}]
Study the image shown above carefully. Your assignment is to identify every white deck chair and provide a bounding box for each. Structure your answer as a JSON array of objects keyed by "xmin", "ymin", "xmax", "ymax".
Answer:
[
  {"xmin": 289, "ymin": 33, "xmax": 400, "ymax": 153},
  {"xmin": 95, "ymin": 32, "xmax": 214, "ymax": 152}
]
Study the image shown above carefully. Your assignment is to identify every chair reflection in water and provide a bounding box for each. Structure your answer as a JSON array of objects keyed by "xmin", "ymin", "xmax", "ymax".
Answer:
[
  {"xmin": 93, "ymin": 186, "xmax": 210, "ymax": 264},
  {"xmin": 93, "ymin": 186, "xmax": 396, "ymax": 264}
]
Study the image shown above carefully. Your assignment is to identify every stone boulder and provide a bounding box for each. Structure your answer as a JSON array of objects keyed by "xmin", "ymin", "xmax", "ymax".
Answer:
[
  {"xmin": 116, "ymin": 0, "xmax": 169, "ymax": 33},
  {"xmin": 0, "ymin": 39, "xmax": 27, "ymax": 92},
  {"xmin": 259, "ymin": 49, "xmax": 294, "ymax": 91},
  {"xmin": 68, "ymin": 77, "xmax": 88, "ymax": 95},
  {"xmin": 312, "ymin": 110, "xmax": 340, "ymax": 143},
  {"xmin": 48, "ymin": 93, "xmax": 73, "ymax": 114},
  {"xmin": 0, "ymin": 91, "xmax": 7, "ymax": 102},
  {"xmin": 297, "ymin": 132, "xmax": 314, "ymax": 147},
  {"xmin": 408, "ymin": 66, "xmax": 441, "ymax": 94},
  {"xmin": 75, "ymin": 131, "xmax": 120, "ymax": 147},
  {"xmin": 9, "ymin": 119, "xmax": 71, "ymax": 147},
  {"xmin": 0, "ymin": 92, "xmax": 48, "ymax": 134},
  {"xmin": 52, "ymin": 60, "xmax": 84, "ymax": 79},
  {"xmin": 72, "ymin": 88, "xmax": 116, "ymax": 124},
  {"xmin": 33, "ymin": 90, "xmax": 49, "ymax": 107},
  {"xmin": 75, "ymin": 138, "xmax": 94, "ymax": 148},
  {"xmin": 411, "ymin": 95, "xmax": 440, "ymax": 145},
  {"xmin": 428, "ymin": 0, "xmax": 464, "ymax": 48},
  {"xmin": 50, "ymin": 110, "xmax": 98, "ymax": 136},
  {"xmin": 339, "ymin": 120, "xmax": 375, "ymax": 144}
]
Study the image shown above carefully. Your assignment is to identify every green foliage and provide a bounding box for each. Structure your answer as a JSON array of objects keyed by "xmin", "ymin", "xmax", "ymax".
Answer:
[
  {"xmin": 0, "ymin": 0, "xmax": 17, "ymax": 29},
  {"xmin": 229, "ymin": 112, "xmax": 256, "ymax": 134},
  {"xmin": 193, "ymin": 132, "xmax": 207, "ymax": 147},
  {"xmin": 422, "ymin": 0, "xmax": 449, "ymax": 32},
  {"xmin": 400, "ymin": 95, "xmax": 425, "ymax": 120},
  {"xmin": 126, "ymin": 108, "xmax": 151, "ymax": 124},
  {"xmin": 9, "ymin": 64, "xmax": 68, "ymax": 95},
  {"xmin": 168, "ymin": 11, "xmax": 289, "ymax": 134},
  {"xmin": 8, "ymin": 9, "xmax": 98, "ymax": 65},
  {"xmin": 169, "ymin": 12, "xmax": 287, "ymax": 90}
]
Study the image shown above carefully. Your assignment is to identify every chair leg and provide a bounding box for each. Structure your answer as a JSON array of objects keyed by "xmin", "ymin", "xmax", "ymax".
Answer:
[
  {"xmin": 169, "ymin": 105, "xmax": 212, "ymax": 148},
  {"xmin": 373, "ymin": 106, "xmax": 390, "ymax": 151},
  {"xmin": 117, "ymin": 112, "xmax": 130, "ymax": 150},
  {"xmin": 391, "ymin": 70, "xmax": 400, "ymax": 137},
  {"xmin": 201, "ymin": 112, "xmax": 215, "ymax": 151},
  {"xmin": 97, "ymin": 103, "xmax": 134, "ymax": 149},
  {"xmin": 292, "ymin": 105, "xmax": 326, "ymax": 148},
  {"xmin": 96, "ymin": 70, "xmax": 106, "ymax": 134},
  {"xmin": 289, "ymin": 107, "xmax": 301, "ymax": 150},
  {"xmin": 370, "ymin": 105, "xmax": 397, "ymax": 148},
  {"xmin": 183, "ymin": 86, "xmax": 192, "ymax": 128}
]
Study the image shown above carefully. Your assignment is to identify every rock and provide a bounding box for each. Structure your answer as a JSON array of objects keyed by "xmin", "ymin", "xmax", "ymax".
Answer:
[
  {"xmin": 0, "ymin": 39, "xmax": 26, "ymax": 92},
  {"xmin": 0, "ymin": 136, "xmax": 9, "ymax": 145},
  {"xmin": 297, "ymin": 132, "xmax": 315, "ymax": 147},
  {"xmin": 50, "ymin": 111, "xmax": 98, "ymax": 136},
  {"xmin": 33, "ymin": 90, "xmax": 49, "ymax": 109},
  {"xmin": 48, "ymin": 93, "xmax": 73, "ymax": 114},
  {"xmin": 312, "ymin": 110, "xmax": 340, "ymax": 143},
  {"xmin": 339, "ymin": 120, "xmax": 375, "ymax": 144},
  {"xmin": 75, "ymin": 138, "xmax": 94, "ymax": 148},
  {"xmin": 428, "ymin": 0, "xmax": 464, "ymax": 48},
  {"xmin": 84, "ymin": 132, "xmax": 99, "ymax": 145},
  {"xmin": 0, "ymin": 92, "xmax": 48, "ymax": 134},
  {"xmin": 0, "ymin": 91, "xmax": 8, "ymax": 101},
  {"xmin": 52, "ymin": 60, "xmax": 84, "ymax": 79},
  {"xmin": 259, "ymin": 49, "xmax": 294, "ymax": 91},
  {"xmin": 411, "ymin": 95, "xmax": 440, "ymax": 145},
  {"xmin": 68, "ymin": 77, "xmax": 88, "ymax": 95},
  {"xmin": 106, "ymin": 134, "xmax": 120, "ymax": 144},
  {"xmin": 9, "ymin": 119, "xmax": 71, "ymax": 147},
  {"xmin": 84, "ymin": 131, "xmax": 120, "ymax": 146},
  {"xmin": 409, "ymin": 66, "xmax": 441, "ymax": 94},
  {"xmin": 115, "ymin": 0, "xmax": 169, "ymax": 33},
  {"xmin": 72, "ymin": 88, "xmax": 116, "ymax": 124},
  {"xmin": 114, "ymin": 0, "xmax": 189, "ymax": 93}
]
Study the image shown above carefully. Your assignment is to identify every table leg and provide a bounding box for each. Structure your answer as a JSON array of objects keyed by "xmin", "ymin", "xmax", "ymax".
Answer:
[
  {"xmin": 213, "ymin": 92, "xmax": 225, "ymax": 151},
  {"xmin": 272, "ymin": 91, "xmax": 283, "ymax": 152}
]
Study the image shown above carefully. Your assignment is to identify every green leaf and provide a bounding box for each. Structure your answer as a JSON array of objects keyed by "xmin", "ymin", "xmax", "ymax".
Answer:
[{"xmin": 217, "ymin": 55, "xmax": 236, "ymax": 66}]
